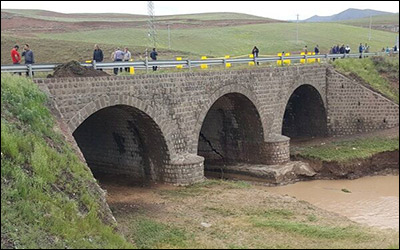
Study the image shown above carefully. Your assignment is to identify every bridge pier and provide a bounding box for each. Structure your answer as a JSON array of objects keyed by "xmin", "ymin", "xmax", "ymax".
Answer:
[
  {"xmin": 163, "ymin": 154, "xmax": 205, "ymax": 185},
  {"xmin": 262, "ymin": 135, "xmax": 291, "ymax": 165}
]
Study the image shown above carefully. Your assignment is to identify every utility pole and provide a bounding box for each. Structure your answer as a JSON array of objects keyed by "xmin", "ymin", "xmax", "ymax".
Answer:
[
  {"xmin": 168, "ymin": 23, "xmax": 171, "ymax": 49},
  {"xmin": 368, "ymin": 15, "xmax": 372, "ymax": 41},
  {"xmin": 296, "ymin": 14, "xmax": 299, "ymax": 44},
  {"xmin": 147, "ymin": 1, "xmax": 156, "ymax": 48}
]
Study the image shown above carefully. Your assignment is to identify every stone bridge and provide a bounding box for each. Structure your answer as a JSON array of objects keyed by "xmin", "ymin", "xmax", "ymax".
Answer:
[{"xmin": 36, "ymin": 65, "xmax": 399, "ymax": 185}]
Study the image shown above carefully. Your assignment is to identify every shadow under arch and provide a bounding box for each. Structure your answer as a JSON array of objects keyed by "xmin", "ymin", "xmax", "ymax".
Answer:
[
  {"xmin": 72, "ymin": 104, "xmax": 170, "ymax": 183},
  {"xmin": 282, "ymin": 84, "xmax": 328, "ymax": 139},
  {"xmin": 197, "ymin": 92, "xmax": 265, "ymax": 165}
]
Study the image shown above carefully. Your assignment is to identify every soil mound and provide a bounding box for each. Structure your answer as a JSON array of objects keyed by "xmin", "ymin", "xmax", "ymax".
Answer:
[{"xmin": 47, "ymin": 61, "xmax": 109, "ymax": 78}]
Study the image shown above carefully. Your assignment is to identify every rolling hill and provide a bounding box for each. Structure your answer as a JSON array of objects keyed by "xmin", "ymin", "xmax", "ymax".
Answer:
[
  {"xmin": 1, "ymin": 9, "xmax": 398, "ymax": 64},
  {"xmin": 304, "ymin": 8, "xmax": 393, "ymax": 22}
]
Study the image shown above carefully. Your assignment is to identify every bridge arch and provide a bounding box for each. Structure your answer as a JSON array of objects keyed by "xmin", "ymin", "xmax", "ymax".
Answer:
[
  {"xmin": 192, "ymin": 85, "xmax": 268, "ymax": 153},
  {"xmin": 70, "ymin": 95, "xmax": 175, "ymax": 183},
  {"xmin": 194, "ymin": 86, "xmax": 267, "ymax": 165},
  {"xmin": 282, "ymin": 84, "xmax": 328, "ymax": 139}
]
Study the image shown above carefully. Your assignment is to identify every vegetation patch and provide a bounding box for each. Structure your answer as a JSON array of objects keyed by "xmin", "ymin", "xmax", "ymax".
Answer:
[
  {"xmin": 333, "ymin": 56, "xmax": 399, "ymax": 103},
  {"xmin": 292, "ymin": 137, "xmax": 399, "ymax": 162},
  {"xmin": 1, "ymin": 74, "xmax": 132, "ymax": 248}
]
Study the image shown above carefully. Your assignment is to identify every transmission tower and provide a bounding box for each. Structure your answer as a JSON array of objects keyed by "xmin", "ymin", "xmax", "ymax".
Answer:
[{"xmin": 147, "ymin": 1, "xmax": 156, "ymax": 48}]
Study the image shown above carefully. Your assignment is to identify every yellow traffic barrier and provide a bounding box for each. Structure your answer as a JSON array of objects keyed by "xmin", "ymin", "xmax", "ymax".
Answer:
[
  {"xmin": 307, "ymin": 52, "xmax": 313, "ymax": 63},
  {"xmin": 201, "ymin": 56, "xmax": 208, "ymax": 69},
  {"xmin": 129, "ymin": 59, "xmax": 135, "ymax": 75},
  {"xmin": 300, "ymin": 52, "xmax": 306, "ymax": 64},
  {"xmin": 284, "ymin": 53, "xmax": 291, "ymax": 65},
  {"xmin": 176, "ymin": 57, "xmax": 183, "ymax": 69},
  {"xmin": 277, "ymin": 53, "xmax": 283, "ymax": 66}
]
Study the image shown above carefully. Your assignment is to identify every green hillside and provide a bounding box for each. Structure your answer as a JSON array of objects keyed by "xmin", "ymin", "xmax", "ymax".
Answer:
[
  {"xmin": 340, "ymin": 13, "xmax": 399, "ymax": 26},
  {"xmin": 1, "ymin": 74, "xmax": 133, "ymax": 249},
  {"xmin": 2, "ymin": 9, "xmax": 271, "ymax": 23},
  {"xmin": 36, "ymin": 23, "xmax": 397, "ymax": 57}
]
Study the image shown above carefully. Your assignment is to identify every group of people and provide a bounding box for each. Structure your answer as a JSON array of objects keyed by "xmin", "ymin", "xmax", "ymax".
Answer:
[
  {"xmin": 92, "ymin": 45, "xmax": 159, "ymax": 75},
  {"xmin": 10, "ymin": 44, "xmax": 35, "ymax": 76}
]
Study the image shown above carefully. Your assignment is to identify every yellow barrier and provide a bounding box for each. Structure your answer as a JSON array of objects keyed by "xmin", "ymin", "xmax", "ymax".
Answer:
[
  {"xmin": 284, "ymin": 53, "xmax": 291, "ymax": 65},
  {"xmin": 176, "ymin": 57, "xmax": 183, "ymax": 69},
  {"xmin": 129, "ymin": 59, "xmax": 135, "ymax": 74},
  {"xmin": 277, "ymin": 53, "xmax": 283, "ymax": 66},
  {"xmin": 307, "ymin": 52, "xmax": 313, "ymax": 63},
  {"xmin": 201, "ymin": 56, "xmax": 208, "ymax": 69},
  {"xmin": 300, "ymin": 52, "xmax": 306, "ymax": 64}
]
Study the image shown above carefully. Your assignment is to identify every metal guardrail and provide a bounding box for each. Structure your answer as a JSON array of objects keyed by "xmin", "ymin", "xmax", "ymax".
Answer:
[{"xmin": 1, "ymin": 51, "xmax": 398, "ymax": 77}]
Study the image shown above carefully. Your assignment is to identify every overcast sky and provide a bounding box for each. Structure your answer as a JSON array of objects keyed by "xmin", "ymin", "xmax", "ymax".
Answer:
[{"xmin": 1, "ymin": 1, "xmax": 399, "ymax": 20}]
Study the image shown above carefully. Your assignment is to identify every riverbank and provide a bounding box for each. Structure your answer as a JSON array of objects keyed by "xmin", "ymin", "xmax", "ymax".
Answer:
[{"xmin": 99, "ymin": 177, "xmax": 399, "ymax": 249}]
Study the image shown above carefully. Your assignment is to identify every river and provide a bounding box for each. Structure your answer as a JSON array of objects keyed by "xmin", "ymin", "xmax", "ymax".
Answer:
[{"xmin": 265, "ymin": 175, "xmax": 399, "ymax": 231}]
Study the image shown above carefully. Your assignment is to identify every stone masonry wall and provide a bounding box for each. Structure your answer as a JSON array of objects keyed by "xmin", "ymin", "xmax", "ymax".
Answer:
[
  {"xmin": 326, "ymin": 68, "xmax": 399, "ymax": 135},
  {"xmin": 35, "ymin": 64, "xmax": 398, "ymax": 185}
]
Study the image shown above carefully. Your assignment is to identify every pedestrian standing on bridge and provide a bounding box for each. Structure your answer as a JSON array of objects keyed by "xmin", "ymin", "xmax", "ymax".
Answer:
[
  {"xmin": 150, "ymin": 48, "xmax": 158, "ymax": 71},
  {"xmin": 345, "ymin": 45, "xmax": 351, "ymax": 54},
  {"xmin": 303, "ymin": 45, "xmax": 308, "ymax": 54},
  {"xmin": 314, "ymin": 45, "xmax": 320, "ymax": 55},
  {"xmin": 252, "ymin": 46, "xmax": 260, "ymax": 65},
  {"xmin": 359, "ymin": 43, "xmax": 364, "ymax": 58},
  {"xmin": 113, "ymin": 48, "xmax": 124, "ymax": 75},
  {"xmin": 21, "ymin": 44, "xmax": 34, "ymax": 76},
  {"xmin": 123, "ymin": 47, "xmax": 132, "ymax": 72},
  {"xmin": 93, "ymin": 44, "xmax": 104, "ymax": 71},
  {"xmin": 11, "ymin": 45, "xmax": 22, "ymax": 75}
]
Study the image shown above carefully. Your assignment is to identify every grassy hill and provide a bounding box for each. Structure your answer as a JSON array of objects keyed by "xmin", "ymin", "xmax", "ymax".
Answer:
[
  {"xmin": 36, "ymin": 23, "xmax": 397, "ymax": 56},
  {"xmin": 1, "ymin": 74, "xmax": 133, "ymax": 249},
  {"xmin": 340, "ymin": 13, "xmax": 399, "ymax": 26},
  {"xmin": 1, "ymin": 9, "xmax": 397, "ymax": 65}
]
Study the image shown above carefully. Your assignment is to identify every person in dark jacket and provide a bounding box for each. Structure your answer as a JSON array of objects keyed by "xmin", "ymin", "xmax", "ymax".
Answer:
[
  {"xmin": 339, "ymin": 44, "xmax": 345, "ymax": 54},
  {"xmin": 93, "ymin": 44, "xmax": 104, "ymax": 70},
  {"xmin": 252, "ymin": 46, "xmax": 259, "ymax": 65},
  {"xmin": 21, "ymin": 44, "xmax": 34, "ymax": 76},
  {"xmin": 314, "ymin": 45, "xmax": 320, "ymax": 54},
  {"xmin": 150, "ymin": 48, "xmax": 158, "ymax": 71},
  {"xmin": 359, "ymin": 43, "xmax": 364, "ymax": 58}
]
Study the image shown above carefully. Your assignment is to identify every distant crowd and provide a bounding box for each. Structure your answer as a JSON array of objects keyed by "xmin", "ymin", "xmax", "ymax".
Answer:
[{"xmin": 93, "ymin": 44, "xmax": 159, "ymax": 75}]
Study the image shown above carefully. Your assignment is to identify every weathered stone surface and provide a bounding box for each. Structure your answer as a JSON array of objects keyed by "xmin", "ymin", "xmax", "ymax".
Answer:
[
  {"xmin": 34, "ymin": 65, "xmax": 399, "ymax": 185},
  {"xmin": 205, "ymin": 161, "xmax": 316, "ymax": 185}
]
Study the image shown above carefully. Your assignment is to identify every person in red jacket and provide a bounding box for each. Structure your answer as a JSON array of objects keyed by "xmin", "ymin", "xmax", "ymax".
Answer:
[{"xmin": 11, "ymin": 45, "xmax": 22, "ymax": 75}]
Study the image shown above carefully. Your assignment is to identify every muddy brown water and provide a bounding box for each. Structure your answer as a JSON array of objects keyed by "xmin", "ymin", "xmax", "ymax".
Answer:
[{"xmin": 265, "ymin": 175, "xmax": 399, "ymax": 231}]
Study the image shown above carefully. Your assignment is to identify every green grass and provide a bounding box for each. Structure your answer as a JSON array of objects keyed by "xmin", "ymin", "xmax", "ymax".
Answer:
[
  {"xmin": 1, "ymin": 74, "xmax": 133, "ymax": 249},
  {"xmin": 293, "ymin": 137, "xmax": 399, "ymax": 162},
  {"xmin": 35, "ymin": 22, "xmax": 397, "ymax": 57},
  {"xmin": 252, "ymin": 219, "xmax": 368, "ymax": 240},
  {"xmin": 333, "ymin": 56, "xmax": 399, "ymax": 103},
  {"xmin": 122, "ymin": 216, "xmax": 193, "ymax": 249}
]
